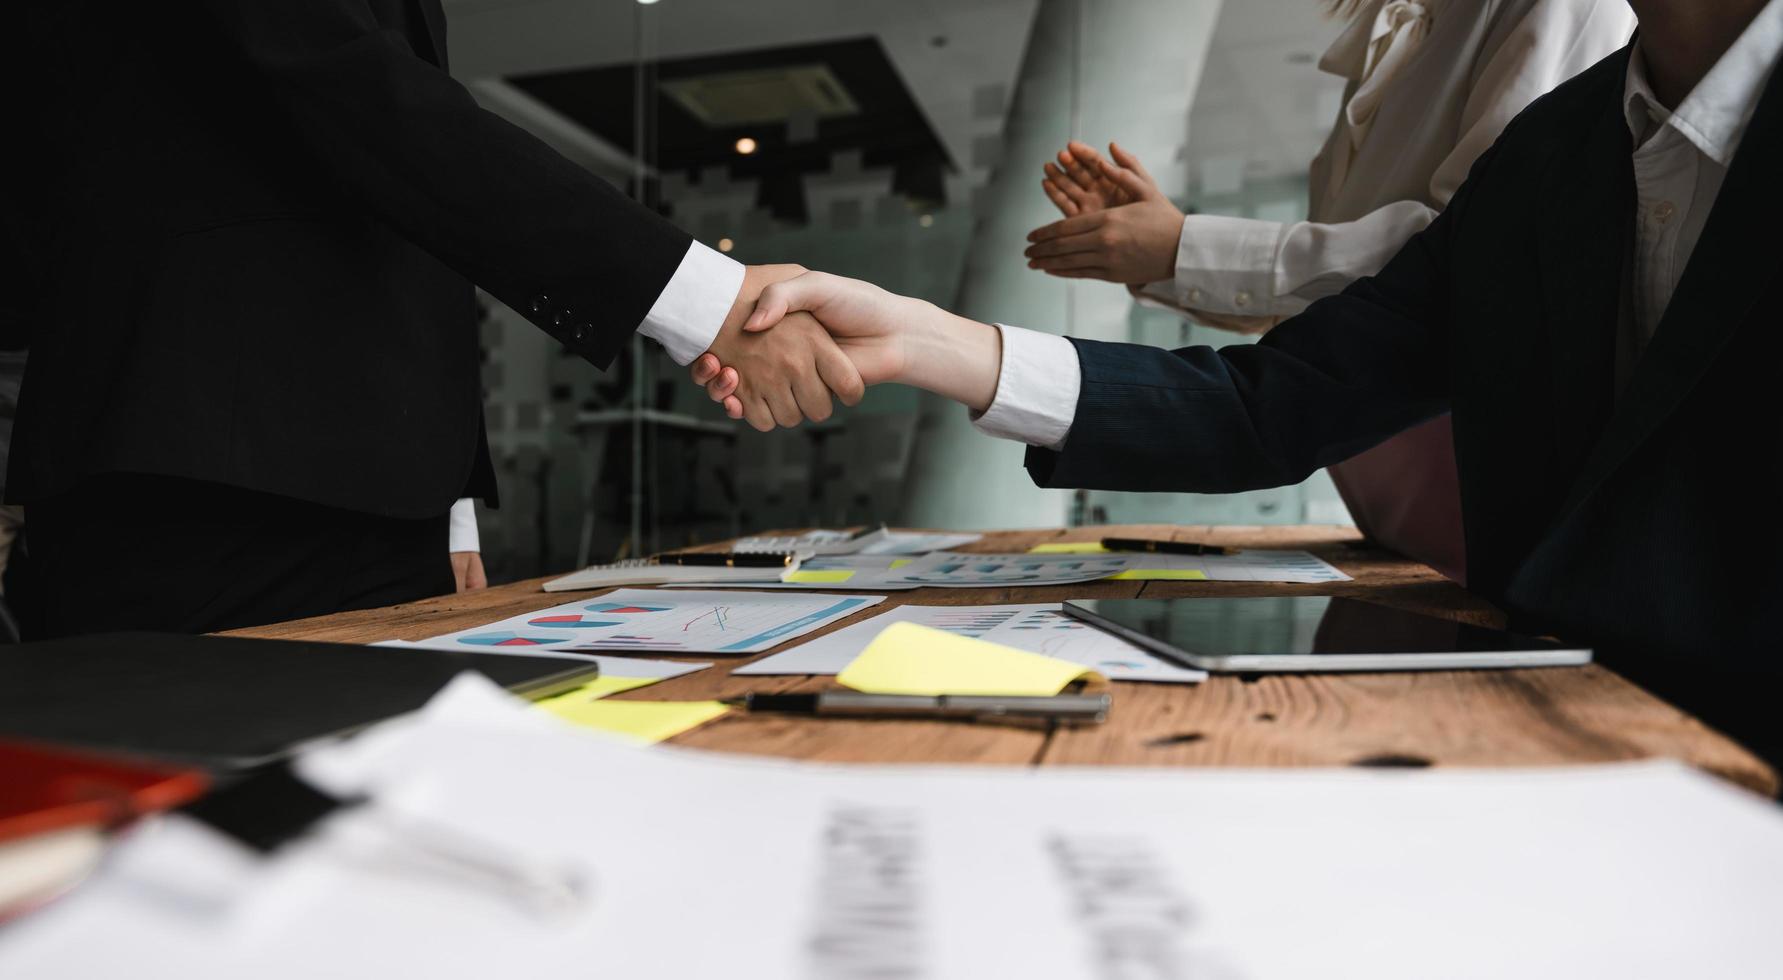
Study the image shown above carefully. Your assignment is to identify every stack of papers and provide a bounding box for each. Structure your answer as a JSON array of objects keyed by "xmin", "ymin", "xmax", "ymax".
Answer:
[
  {"xmin": 734, "ymin": 527, "xmax": 983, "ymax": 556},
  {"xmin": 1030, "ymin": 542, "xmax": 1352, "ymax": 583},
  {"xmin": 677, "ymin": 548, "xmax": 1352, "ymax": 591},
  {"xmin": 6, "ymin": 675, "xmax": 1781, "ymax": 979},
  {"xmin": 680, "ymin": 551, "xmax": 1150, "ymax": 592},
  {"xmin": 735, "ymin": 602, "xmax": 1207, "ymax": 683}
]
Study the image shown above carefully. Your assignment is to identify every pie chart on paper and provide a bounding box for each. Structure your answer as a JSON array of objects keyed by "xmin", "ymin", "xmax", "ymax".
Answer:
[
  {"xmin": 457, "ymin": 631, "xmax": 559, "ymax": 647},
  {"xmin": 585, "ymin": 602, "xmax": 671, "ymax": 614},
  {"xmin": 526, "ymin": 614, "xmax": 624, "ymax": 629}
]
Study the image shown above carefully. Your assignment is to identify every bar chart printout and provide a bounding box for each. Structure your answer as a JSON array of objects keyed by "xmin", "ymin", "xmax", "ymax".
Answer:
[{"xmin": 885, "ymin": 553, "xmax": 1141, "ymax": 588}]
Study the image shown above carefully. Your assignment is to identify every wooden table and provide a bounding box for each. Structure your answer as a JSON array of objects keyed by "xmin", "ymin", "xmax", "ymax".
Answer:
[{"xmin": 227, "ymin": 525, "xmax": 1778, "ymax": 796}]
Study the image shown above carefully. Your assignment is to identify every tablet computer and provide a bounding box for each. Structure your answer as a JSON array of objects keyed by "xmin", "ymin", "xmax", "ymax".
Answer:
[
  {"xmin": 0, "ymin": 632, "xmax": 600, "ymax": 769},
  {"xmin": 1061, "ymin": 597, "xmax": 1590, "ymax": 673}
]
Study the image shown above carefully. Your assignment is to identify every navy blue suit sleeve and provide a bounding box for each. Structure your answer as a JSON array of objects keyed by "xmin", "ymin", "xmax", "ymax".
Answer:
[{"xmin": 1024, "ymin": 153, "xmax": 1485, "ymax": 494}]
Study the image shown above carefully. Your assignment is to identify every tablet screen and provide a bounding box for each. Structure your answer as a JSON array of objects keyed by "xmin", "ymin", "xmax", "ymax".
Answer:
[{"xmin": 1066, "ymin": 596, "xmax": 1565, "ymax": 657}]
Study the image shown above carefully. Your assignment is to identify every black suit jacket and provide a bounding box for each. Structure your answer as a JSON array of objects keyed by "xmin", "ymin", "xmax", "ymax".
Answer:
[
  {"xmin": 9, "ymin": 0, "xmax": 693, "ymax": 516},
  {"xmin": 1028, "ymin": 45, "xmax": 1781, "ymax": 666}
]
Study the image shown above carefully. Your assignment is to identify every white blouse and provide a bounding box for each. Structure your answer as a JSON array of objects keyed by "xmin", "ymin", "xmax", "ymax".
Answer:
[
  {"xmin": 1137, "ymin": 0, "xmax": 1637, "ymax": 328},
  {"xmin": 974, "ymin": 0, "xmax": 1639, "ymax": 449}
]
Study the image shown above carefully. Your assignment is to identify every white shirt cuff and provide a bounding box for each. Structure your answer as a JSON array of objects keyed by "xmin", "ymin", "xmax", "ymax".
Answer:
[
  {"xmin": 636, "ymin": 241, "xmax": 745, "ymax": 365},
  {"xmin": 449, "ymin": 498, "xmax": 480, "ymax": 553},
  {"xmin": 1172, "ymin": 214, "xmax": 1283, "ymax": 316},
  {"xmin": 969, "ymin": 324, "xmax": 1081, "ymax": 451}
]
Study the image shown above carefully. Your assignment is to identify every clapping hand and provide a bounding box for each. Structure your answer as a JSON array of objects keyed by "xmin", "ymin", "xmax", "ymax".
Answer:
[{"xmin": 1025, "ymin": 141, "xmax": 1184, "ymax": 285}]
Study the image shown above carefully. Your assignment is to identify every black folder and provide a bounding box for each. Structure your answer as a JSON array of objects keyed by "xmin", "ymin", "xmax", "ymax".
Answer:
[{"xmin": 0, "ymin": 632, "xmax": 597, "ymax": 769}]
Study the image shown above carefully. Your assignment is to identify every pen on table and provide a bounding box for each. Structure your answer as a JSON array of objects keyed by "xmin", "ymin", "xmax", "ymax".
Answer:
[
  {"xmin": 655, "ymin": 552, "xmax": 795, "ymax": 568},
  {"xmin": 723, "ymin": 692, "xmax": 1111, "ymax": 725},
  {"xmin": 1099, "ymin": 536, "xmax": 1232, "ymax": 556}
]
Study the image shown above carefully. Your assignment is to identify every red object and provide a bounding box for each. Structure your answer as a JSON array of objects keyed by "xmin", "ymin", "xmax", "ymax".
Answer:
[
  {"xmin": 0, "ymin": 741, "xmax": 210, "ymax": 844},
  {"xmin": 1328, "ymin": 415, "xmax": 1468, "ymax": 585}
]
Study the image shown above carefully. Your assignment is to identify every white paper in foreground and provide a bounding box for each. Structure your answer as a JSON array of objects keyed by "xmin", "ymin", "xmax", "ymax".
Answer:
[
  {"xmin": 6, "ymin": 675, "xmax": 1782, "ymax": 980},
  {"xmin": 734, "ymin": 602, "xmax": 1207, "ymax": 683}
]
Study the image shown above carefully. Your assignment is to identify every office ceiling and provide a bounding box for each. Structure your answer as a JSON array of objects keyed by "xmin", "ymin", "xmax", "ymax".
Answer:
[
  {"xmin": 441, "ymin": 0, "xmax": 1038, "ymax": 184},
  {"xmin": 507, "ymin": 36, "xmax": 954, "ymax": 218}
]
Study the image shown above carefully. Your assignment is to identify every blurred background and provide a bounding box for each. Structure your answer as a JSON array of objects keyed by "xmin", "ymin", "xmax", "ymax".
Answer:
[{"xmin": 456, "ymin": 0, "xmax": 1356, "ymax": 581}]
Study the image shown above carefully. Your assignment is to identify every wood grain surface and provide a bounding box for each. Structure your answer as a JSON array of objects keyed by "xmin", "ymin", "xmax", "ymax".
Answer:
[{"xmin": 226, "ymin": 525, "xmax": 1778, "ymax": 795}]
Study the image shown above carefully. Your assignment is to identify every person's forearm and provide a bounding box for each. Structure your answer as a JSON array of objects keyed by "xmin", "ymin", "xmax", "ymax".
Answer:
[{"xmin": 896, "ymin": 304, "xmax": 1003, "ymax": 413}]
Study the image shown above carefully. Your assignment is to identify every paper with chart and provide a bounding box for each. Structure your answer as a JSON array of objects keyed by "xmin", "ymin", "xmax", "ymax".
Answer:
[
  {"xmin": 408, "ymin": 589, "xmax": 884, "ymax": 656},
  {"xmin": 734, "ymin": 527, "xmax": 983, "ymax": 557},
  {"xmin": 681, "ymin": 551, "xmax": 1149, "ymax": 592},
  {"xmin": 735, "ymin": 602, "xmax": 1207, "ymax": 682},
  {"xmin": 883, "ymin": 551, "xmax": 1143, "ymax": 588},
  {"xmin": 1028, "ymin": 542, "xmax": 1351, "ymax": 583}
]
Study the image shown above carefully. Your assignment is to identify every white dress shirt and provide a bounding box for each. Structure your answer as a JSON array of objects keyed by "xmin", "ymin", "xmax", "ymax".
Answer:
[
  {"xmin": 976, "ymin": 0, "xmax": 1639, "ymax": 449},
  {"xmin": 450, "ymin": 240, "xmax": 744, "ymax": 552},
  {"xmin": 1620, "ymin": 0, "xmax": 1783, "ymax": 359}
]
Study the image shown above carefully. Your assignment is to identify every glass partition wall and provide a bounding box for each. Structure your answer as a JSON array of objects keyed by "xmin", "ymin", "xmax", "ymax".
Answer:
[{"xmin": 453, "ymin": 0, "xmax": 1351, "ymax": 581}]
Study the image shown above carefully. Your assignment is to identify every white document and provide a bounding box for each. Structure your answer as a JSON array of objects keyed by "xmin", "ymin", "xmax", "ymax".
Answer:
[
  {"xmin": 883, "ymin": 551, "xmax": 1142, "ymax": 588},
  {"xmin": 540, "ymin": 560, "xmax": 793, "ymax": 592},
  {"xmin": 1172, "ymin": 548, "xmax": 1352, "ymax": 583},
  {"xmin": 9, "ymin": 674, "xmax": 1783, "ymax": 980},
  {"xmin": 735, "ymin": 527, "xmax": 983, "ymax": 557},
  {"xmin": 734, "ymin": 603, "xmax": 1207, "ymax": 683},
  {"xmin": 409, "ymin": 589, "xmax": 884, "ymax": 656},
  {"xmin": 856, "ymin": 530, "xmax": 983, "ymax": 554}
]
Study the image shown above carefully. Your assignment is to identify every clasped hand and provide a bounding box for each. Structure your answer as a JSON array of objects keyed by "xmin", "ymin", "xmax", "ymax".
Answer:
[{"xmin": 689, "ymin": 270, "xmax": 1002, "ymax": 424}]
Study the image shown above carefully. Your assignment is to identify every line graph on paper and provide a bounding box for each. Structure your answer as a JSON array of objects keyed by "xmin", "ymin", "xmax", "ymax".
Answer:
[{"xmin": 680, "ymin": 605, "xmax": 733, "ymax": 633}]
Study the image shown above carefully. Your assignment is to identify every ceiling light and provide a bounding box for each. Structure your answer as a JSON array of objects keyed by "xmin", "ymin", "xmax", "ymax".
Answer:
[
  {"xmin": 734, "ymin": 136, "xmax": 758, "ymax": 155},
  {"xmin": 717, "ymin": 237, "xmax": 735, "ymax": 253}
]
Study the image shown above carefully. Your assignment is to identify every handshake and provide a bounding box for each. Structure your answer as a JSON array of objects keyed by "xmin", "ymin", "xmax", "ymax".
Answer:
[
  {"xmin": 685, "ymin": 140, "xmax": 1200, "ymax": 431},
  {"xmin": 686, "ymin": 264, "xmax": 1003, "ymax": 431}
]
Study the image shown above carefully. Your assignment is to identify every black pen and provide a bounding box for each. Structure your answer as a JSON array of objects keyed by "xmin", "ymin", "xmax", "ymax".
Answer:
[
  {"xmin": 1100, "ymin": 536, "xmax": 1232, "ymax": 556},
  {"xmin": 655, "ymin": 552, "xmax": 795, "ymax": 568},
  {"xmin": 724, "ymin": 692, "xmax": 1110, "ymax": 725}
]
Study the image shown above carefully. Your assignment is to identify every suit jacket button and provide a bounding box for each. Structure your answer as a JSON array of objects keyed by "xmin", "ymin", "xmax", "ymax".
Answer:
[
  {"xmin": 552, "ymin": 310, "xmax": 575, "ymax": 329},
  {"xmin": 530, "ymin": 294, "xmax": 551, "ymax": 314},
  {"xmin": 573, "ymin": 323, "xmax": 591, "ymax": 343}
]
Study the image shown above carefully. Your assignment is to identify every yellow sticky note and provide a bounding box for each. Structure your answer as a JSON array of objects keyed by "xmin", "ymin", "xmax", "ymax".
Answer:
[
  {"xmin": 1111, "ymin": 569, "xmax": 1209, "ymax": 581},
  {"xmin": 889, "ymin": 558, "xmax": 914, "ymax": 569},
  {"xmin": 1027, "ymin": 542, "xmax": 1109, "ymax": 554},
  {"xmin": 540, "ymin": 699, "xmax": 729, "ymax": 744},
  {"xmin": 837, "ymin": 622, "xmax": 1099, "ymax": 696},
  {"xmin": 786, "ymin": 569, "xmax": 856, "ymax": 584}
]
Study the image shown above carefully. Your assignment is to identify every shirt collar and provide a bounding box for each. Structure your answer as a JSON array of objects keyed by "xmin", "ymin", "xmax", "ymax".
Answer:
[{"xmin": 1623, "ymin": 0, "xmax": 1783, "ymax": 165}]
